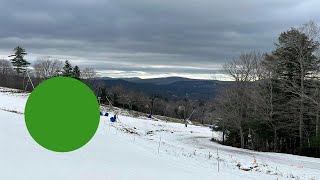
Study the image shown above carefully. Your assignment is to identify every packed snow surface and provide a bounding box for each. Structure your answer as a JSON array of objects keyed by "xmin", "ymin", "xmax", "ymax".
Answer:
[{"xmin": 0, "ymin": 87, "xmax": 319, "ymax": 180}]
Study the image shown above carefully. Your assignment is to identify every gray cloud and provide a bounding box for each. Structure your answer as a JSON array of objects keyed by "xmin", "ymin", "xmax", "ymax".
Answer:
[{"xmin": 0, "ymin": 0, "xmax": 319, "ymax": 79}]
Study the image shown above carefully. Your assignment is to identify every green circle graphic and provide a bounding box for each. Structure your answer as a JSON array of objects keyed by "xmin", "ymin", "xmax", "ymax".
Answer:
[{"xmin": 24, "ymin": 77, "xmax": 100, "ymax": 152}]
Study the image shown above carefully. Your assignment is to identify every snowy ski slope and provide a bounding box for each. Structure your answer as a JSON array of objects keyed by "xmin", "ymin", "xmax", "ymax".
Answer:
[{"xmin": 0, "ymin": 87, "xmax": 319, "ymax": 180}]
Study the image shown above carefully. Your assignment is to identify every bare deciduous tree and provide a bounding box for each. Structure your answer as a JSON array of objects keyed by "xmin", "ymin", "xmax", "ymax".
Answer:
[
  {"xmin": 33, "ymin": 56, "xmax": 63, "ymax": 79},
  {"xmin": 220, "ymin": 52, "xmax": 262, "ymax": 148},
  {"xmin": 0, "ymin": 59, "xmax": 13, "ymax": 86}
]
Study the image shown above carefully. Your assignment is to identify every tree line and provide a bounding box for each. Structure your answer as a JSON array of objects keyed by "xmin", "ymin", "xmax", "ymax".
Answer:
[
  {"xmin": 0, "ymin": 46, "xmax": 97, "ymax": 90},
  {"xmin": 92, "ymin": 82, "xmax": 215, "ymax": 124},
  {"xmin": 214, "ymin": 21, "xmax": 320, "ymax": 157}
]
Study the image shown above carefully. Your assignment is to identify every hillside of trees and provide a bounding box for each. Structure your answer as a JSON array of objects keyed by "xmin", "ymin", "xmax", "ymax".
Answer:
[
  {"xmin": 214, "ymin": 21, "xmax": 320, "ymax": 157},
  {"xmin": 92, "ymin": 78, "xmax": 231, "ymax": 100}
]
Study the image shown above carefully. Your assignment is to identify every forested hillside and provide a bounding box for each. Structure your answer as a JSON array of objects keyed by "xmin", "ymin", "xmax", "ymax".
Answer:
[{"xmin": 214, "ymin": 22, "xmax": 320, "ymax": 157}]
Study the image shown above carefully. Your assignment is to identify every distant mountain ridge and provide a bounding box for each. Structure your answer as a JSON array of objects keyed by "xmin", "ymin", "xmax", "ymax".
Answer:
[
  {"xmin": 94, "ymin": 77, "xmax": 232, "ymax": 100},
  {"xmin": 123, "ymin": 77, "xmax": 203, "ymax": 85}
]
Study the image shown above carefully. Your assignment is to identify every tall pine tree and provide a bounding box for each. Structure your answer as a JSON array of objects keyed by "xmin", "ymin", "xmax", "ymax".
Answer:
[
  {"xmin": 72, "ymin": 66, "xmax": 81, "ymax": 80},
  {"xmin": 273, "ymin": 28, "xmax": 319, "ymax": 81},
  {"xmin": 62, "ymin": 60, "xmax": 73, "ymax": 77},
  {"xmin": 271, "ymin": 28, "xmax": 319, "ymax": 154},
  {"xmin": 9, "ymin": 46, "xmax": 30, "ymax": 75}
]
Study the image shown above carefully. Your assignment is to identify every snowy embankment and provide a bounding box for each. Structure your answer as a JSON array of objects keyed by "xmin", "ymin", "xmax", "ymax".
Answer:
[
  {"xmin": 0, "ymin": 87, "xmax": 28, "ymax": 114},
  {"xmin": 0, "ymin": 87, "xmax": 319, "ymax": 180}
]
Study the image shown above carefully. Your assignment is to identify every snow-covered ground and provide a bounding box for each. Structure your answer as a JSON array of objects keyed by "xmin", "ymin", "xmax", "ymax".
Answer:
[
  {"xmin": 0, "ymin": 87, "xmax": 319, "ymax": 180},
  {"xmin": 0, "ymin": 87, "xmax": 28, "ymax": 114}
]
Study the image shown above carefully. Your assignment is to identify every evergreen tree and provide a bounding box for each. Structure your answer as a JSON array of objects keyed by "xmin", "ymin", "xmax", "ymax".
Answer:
[
  {"xmin": 8, "ymin": 46, "xmax": 30, "ymax": 75},
  {"xmin": 273, "ymin": 28, "xmax": 319, "ymax": 82},
  {"xmin": 72, "ymin": 65, "xmax": 81, "ymax": 79},
  {"xmin": 62, "ymin": 60, "xmax": 73, "ymax": 77},
  {"xmin": 270, "ymin": 28, "xmax": 319, "ymax": 154}
]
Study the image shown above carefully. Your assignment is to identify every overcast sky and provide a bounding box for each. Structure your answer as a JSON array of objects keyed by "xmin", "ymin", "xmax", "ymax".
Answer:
[{"xmin": 0, "ymin": 0, "xmax": 319, "ymax": 79}]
